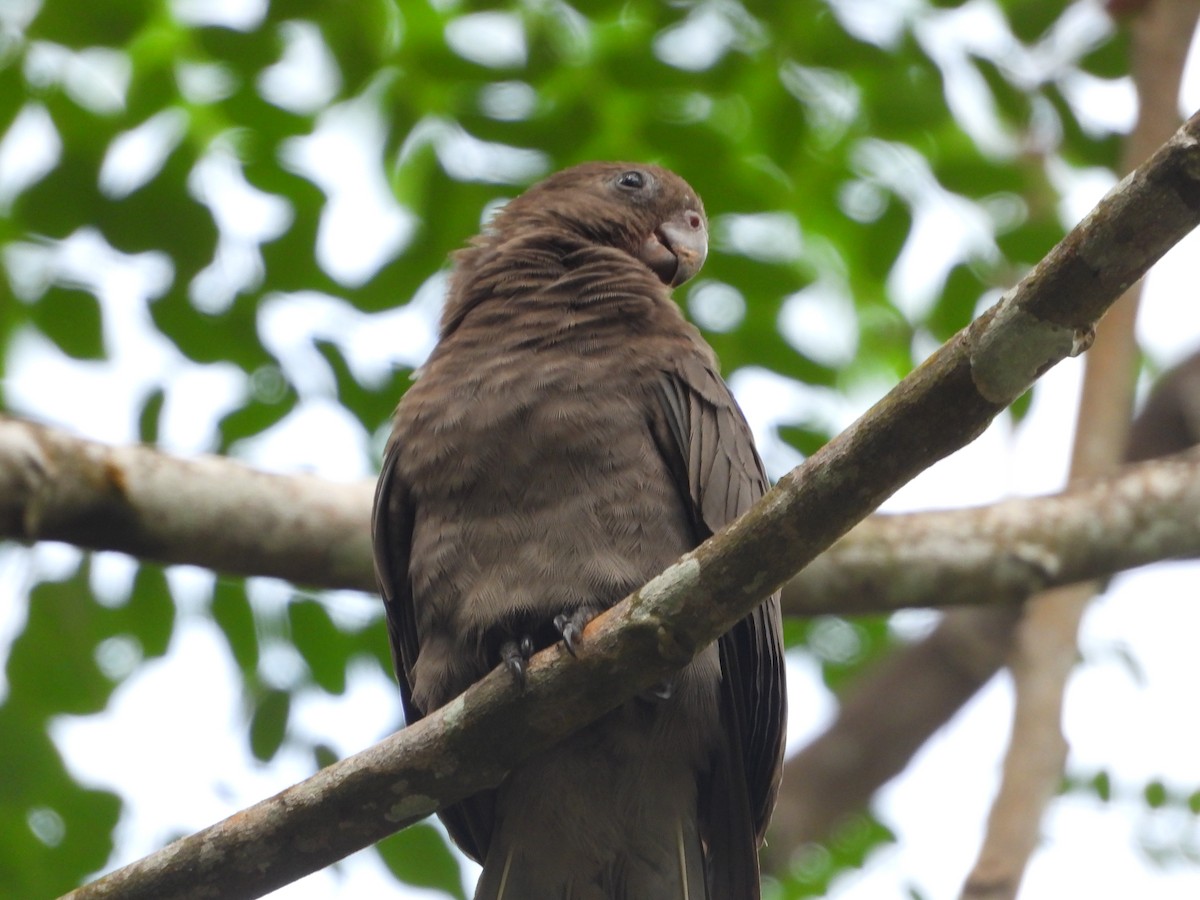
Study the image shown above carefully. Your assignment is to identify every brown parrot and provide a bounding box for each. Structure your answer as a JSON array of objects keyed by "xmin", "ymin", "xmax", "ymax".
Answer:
[{"xmin": 372, "ymin": 162, "xmax": 786, "ymax": 899}]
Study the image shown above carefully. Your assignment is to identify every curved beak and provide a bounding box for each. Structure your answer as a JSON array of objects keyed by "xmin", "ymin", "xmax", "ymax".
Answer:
[{"xmin": 639, "ymin": 209, "xmax": 708, "ymax": 287}]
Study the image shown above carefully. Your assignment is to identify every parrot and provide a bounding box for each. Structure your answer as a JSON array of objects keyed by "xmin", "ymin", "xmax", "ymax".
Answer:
[{"xmin": 372, "ymin": 161, "xmax": 786, "ymax": 899}]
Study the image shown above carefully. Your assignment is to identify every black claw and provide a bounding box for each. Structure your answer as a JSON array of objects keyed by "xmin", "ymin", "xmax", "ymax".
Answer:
[
  {"xmin": 554, "ymin": 611, "xmax": 591, "ymax": 656},
  {"xmin": 501, "ymin": 638, "xmax": 533, "ymax": 689}
]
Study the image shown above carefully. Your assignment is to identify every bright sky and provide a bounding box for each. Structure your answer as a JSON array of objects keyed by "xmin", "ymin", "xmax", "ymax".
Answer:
[{"xmin": 3, "ymin": 1, "xmax": 1200, "ymax": 898}]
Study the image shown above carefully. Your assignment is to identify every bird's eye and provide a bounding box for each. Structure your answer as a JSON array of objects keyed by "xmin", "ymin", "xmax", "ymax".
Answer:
[{"xmin": 617, "ymin": 170, "xmax": 645, "ymax": 190}]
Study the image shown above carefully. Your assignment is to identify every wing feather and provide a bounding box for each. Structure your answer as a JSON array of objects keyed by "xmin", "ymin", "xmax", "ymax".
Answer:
[
  {"xmin": 372, "ymin": 439, "xmax": 419, "ymax": 724},
  {"xmin": 649, "ymin": 360, "xmax": 787, "ymax": 844},
  {"xmin": 373, "ymin": 437, "xmax": 495, "ymax": 861}
]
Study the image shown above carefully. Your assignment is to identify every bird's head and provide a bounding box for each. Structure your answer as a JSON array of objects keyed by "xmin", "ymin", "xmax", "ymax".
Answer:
[{"xmin": 486, "ymin": 161, "xmax": 709, "ymax": 288}]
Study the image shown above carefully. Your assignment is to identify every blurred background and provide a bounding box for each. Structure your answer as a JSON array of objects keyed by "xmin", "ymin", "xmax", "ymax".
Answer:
[{"xmin": 3, "ymin": 0, "xmax": 1200, "ymax": 897}]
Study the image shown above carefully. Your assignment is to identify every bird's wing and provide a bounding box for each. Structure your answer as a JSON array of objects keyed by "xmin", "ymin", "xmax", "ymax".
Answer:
[
  {"xmin": 372, "ymin": 437, "xmax": 420, "ymax": 723},
  {"xmin": 649, "ymin": 353, "xmax": 787, "ymax": 844},
  {"xmin": 373, "ymin": 437, "xmax": 494, "ymax": 861}
]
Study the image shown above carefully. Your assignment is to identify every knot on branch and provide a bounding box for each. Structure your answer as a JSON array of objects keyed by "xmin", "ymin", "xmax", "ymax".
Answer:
[{"xmin": 968, "ymin": 303, "xmax": 1080, "ymax": 405}]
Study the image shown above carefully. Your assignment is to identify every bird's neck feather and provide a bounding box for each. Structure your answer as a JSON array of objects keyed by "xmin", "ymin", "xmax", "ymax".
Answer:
[{"xmin": 439, "ymin": 229, "xmax": 677, "ymax": 343}]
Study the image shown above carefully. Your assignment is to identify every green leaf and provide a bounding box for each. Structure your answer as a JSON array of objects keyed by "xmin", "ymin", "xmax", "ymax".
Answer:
[
  {"xmin": 120, "ymin": 565, "xmax": 175, "ymax": 659},
  {"xmin": 1144, "ymin": 780, "xmax": 1168, "ymax": 810},
  {"xmin": 8, "ymin": 567, "xmax": 114, "ymax": 713},
  {"xmin": 772, "ymin": 811, "xmax": 895, "ymax": 897},
  {"xmin": 211, "ymin": 580, "xmax": 259, "ymax": 674},
  {"xmin": 972, "ymin": 55, "xmax": 1033, "ymax": 131},
  {"xmin": 1079, "ymin": 31, "xmax": 1129, "ymax": 80},
  {"xmin": 0, "ymin": 711, "xmax": 121, "ymax": 896},
  {"xmin": 801, "ymin": 615, "xmax": 896, "ymax": 692},
  {"xmin": 313, "ymin": 742, "xmax": 339, "ymax": 770},
  {"xmin": 363, "ymin": 618, "xmax": 399, "ymax": 678},
  {"xmin": 0, "ymin": 568, "xmax": 123, "ymax": 896},
  {"xmin": 928, "ymin": 263, "xmax": 986, "ymax": 343},
  {"xmin": 28, "ymin": 0, "xmax": 155, "ymax": 47},
  {"xmin": 1009, "ymin": 386, "xmax": 1033, "ymax": 423},
  {"xmin": 313, "ymin": 338, "xmax": 412, "ymax": 430},
  {"xmin": 995, "ymin": 0, "xmax": 1065, "ymax": 42},
  {"xmin": 138, "ymin": 386, "xmax": 165, "ymax": 443},
  {"xmin": 216, "ymin": 388, "xmax": 299, "ymax": 451},
  {"xmin": 376, "ymin": 823, "xmax": 467, "ymax": 900},
  {"xmin": 777, "ymin": 423, "xmax": 829, "ymax": 457},
  {"xmin": 289, "ymin": 598, "xmax": 348, "ymax": 695},
  {"xmin": 30, "ymin": 287, "xmax": 104, "ymax": 359},
  {"xmin": 249, "ymin": 688, "xmax": 290, "ymax": 762}
]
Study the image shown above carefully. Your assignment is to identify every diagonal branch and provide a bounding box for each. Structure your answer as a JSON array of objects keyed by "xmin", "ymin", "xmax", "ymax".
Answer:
[{"xmin": 55, "ymin": 108, "xmax": 1200, "ymax": 900}]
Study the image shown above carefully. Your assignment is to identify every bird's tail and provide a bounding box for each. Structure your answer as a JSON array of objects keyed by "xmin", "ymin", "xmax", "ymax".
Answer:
[{"xmin": 473, "ymin": 813, "xmax": 709, "ymax": 900}]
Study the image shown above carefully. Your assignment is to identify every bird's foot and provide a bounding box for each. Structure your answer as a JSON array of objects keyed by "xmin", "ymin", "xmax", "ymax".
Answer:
[
  {"xmin": 553, "ymin": 608, "xmax": 595, "ymax": 656},
  {"xmin": 498, "ymin": 607, "xmax": 598, "ymax": 687},
  {"xmin": 500, "ymin": 635, "xmax": 535, "ymax": 688}
]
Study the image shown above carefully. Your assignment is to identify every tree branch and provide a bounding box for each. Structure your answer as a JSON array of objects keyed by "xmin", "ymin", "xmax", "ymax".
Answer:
[
  {"xmin": 0, "ymin": 414, "xmax": 377, "ymax": 592},
  {"xmin": 5, "ymin": 416, "xmax": 1200, "ymax": 615},
  {"xmin": 54, "ymin": 108, "xmax": 1200, "ymax": 900},
  {"xmin": 782, "ymin": 447, "xmax": 1200, "ymax": 615}
]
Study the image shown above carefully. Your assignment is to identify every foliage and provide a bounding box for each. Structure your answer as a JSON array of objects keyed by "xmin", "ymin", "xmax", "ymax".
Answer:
[{"xmin": 0, "ymin": 0, "xmax": 1127, "ymax": 895}]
